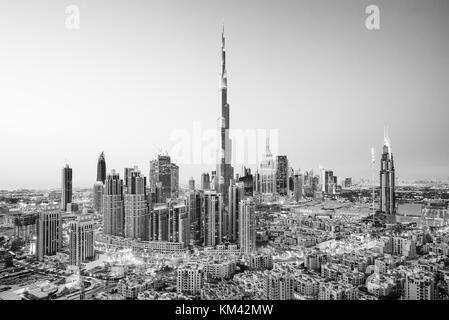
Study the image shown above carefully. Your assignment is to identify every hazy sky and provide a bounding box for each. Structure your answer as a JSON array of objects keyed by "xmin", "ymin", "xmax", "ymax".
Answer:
[{"xmin": 0, "ymin": 0, "xmax": 448, "ymax": 189}]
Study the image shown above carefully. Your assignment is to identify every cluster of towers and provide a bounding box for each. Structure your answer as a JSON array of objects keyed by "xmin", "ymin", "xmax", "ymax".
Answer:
[{"xmin": 45, "ymin": 29, "xmax": 398, "ymax": 270}]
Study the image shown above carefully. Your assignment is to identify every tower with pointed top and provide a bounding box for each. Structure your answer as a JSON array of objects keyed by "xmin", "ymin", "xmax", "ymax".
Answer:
[
  {"xmin": 96, "ymin": 152, "xmax": 106, "ymax": 184},
  {"xmin": 94, "ymin": 152, "xmax": 106, "ymax": 212},
  {"xmin": 380, "ymin": 128, "xmax": 396, "ymax": 222},
  {"xmin": 216, "ymin": 26, "xmax": 234, "ymax": 202},
  {"xmin": 259, "ymin": 136, "xmax": 277, "ymax": 201}
]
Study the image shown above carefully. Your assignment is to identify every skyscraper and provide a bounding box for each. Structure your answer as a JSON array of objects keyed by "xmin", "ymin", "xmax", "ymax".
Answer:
[
  {"xmin": 93, "ymin": 182, "xmax": 103, "ymax": 212},
  {"xmin": 93, "ymin": 152, "xmax": 106, "ymax": 212},
  {"xmin": 200, "ymin": 173, "xmax": 211, "ymax": 190},
  {"xmin": 293, "ymin": 171, "xmax": 303, "ymax": 202},
  {"xmin": 204, "ymin": 191, "xmax": 223, "ymax": 247},
  {"xmin": 216, "ymin": 27, "xmax": 234, "ymax": 201},
  {"xmin": 149, "ymin": 203, "xmax": 169, "ymax": 241},
  {"xmin": 36, "ymin": 210, "xmax": 62, "ymax": 261},
  {"xmin": 123, "ymin": 167, "xmax": 134, "ymax": 192},
  {"xmin": 68, "ymin": 214, "xmax": 95, "ymax": 266},
  {"xmin": 276, "ymin": 155, "xmax": 289, "ymax": 196},
  {"xmin": 170, "ymin": 163, "xmax": 179, "ymax": 198},
  {"xmin": 380, "ymin": 130, "xmax": 396, "ymax": 222},
  {"xmin": 259, "ymin": 137, "xmax": 276, "ymax": 200},
  {"xmin": 324, "ymin": 170, "xmax": 335, "ymax": 194},
  {"xmin": 149, "ymin": 154, "xmax": 178, "ymax": 202},
  {"xmin": 96, "ymin": 151, "xmax": 106, "ymax": 184},
  {"xmin": 239, "ymin": 198, "xmax": 256, "ymax": 254},
  {"xmin": 61, "ymin": 164, "xmax": 72, "ymax": 211},
  {"xmin": 103, "ymin": 170, "xmax": 125, "ymax": 236},
  {"xmin": 228, "ymin": 180, "xmax": 245, "ymax": 242},
  {"xmin": 186, "ymin": 190, "xmax": 203, "ymax": 245},
  {"xmin": 188, "ymin": 177, "xmax": 195, "ymax": 191},
  {"xmin": 124, "ymin": 167, "xmax": 148, "ymax": 240},
  {"xmin": 238, "ymin": 167, "xmax": 254, "ymax": 197}
]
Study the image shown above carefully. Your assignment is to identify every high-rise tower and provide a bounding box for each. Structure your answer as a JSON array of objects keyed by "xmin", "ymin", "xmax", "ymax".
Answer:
[
  {"xmin": 96, "ymin": 152, "xmax": 106, "ymax": 183},
  {"xmin": 61, "ymin": 164, "xmax": 72, "ymax": 211},
  {"xmin": 103, "ymin": 170, "xmax": 125, "ymax": 236},
  {"xmin": 124, "ymin": 167, "xmax": 148, "ymax": 240},
  {"xmin": 36, "ymin": 210, "xmax": 62, "ymax": 261},
  {"xmin": 239, "ymin": 198, "xmax": 256, "ymax": 254},
  {"xmin": 380, "ymin": 129, "xmax": 396, "ymax": 222},
  {"xmin": 216, "ymin": 26, "xmax": 234, "ymax": 200}
]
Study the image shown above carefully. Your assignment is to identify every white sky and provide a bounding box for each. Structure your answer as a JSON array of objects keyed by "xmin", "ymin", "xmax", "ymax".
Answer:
[{"xmin": 0, "ymin": 0, "xmax": 448, "ymax": 189}]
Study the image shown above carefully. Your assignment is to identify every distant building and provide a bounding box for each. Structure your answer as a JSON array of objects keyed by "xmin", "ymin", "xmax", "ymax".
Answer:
[
  {"xmin": 228, "ymin": 180, "xmax": 245, "ymax": 242},
  {"xmin": 238, "ymin": 167, "xmax": 254, "ymax": 197},
  {"xmin": 204, "ymin": 260, "xmax": 236, "ymax": 280},
  {"xmin": 204, "ymin": 191, "xmax": 223, "ymax": 247},
  {"xmin": 344, "ymin": 178, "xmax": 352, "ymax": 188},
  {"xmin": 149, "ymin": 203, "xmax": 169, "ymax": 241},
  {"xmin": 264, "ymin": 273, "xmax": 294, "ymax": 300},
  {"xmin": 293, "ymin": 171, "xmax": 303, "ymax": 202},
  {"xmin": 200, "ymin": 173, "xmax": 211, "ymax": 190},
  {"xmin": 318, "ymin": 282, "xmax": 358, "ymax": 300},
  {"xmin": 380, "ymin": 130, "xmax": 396, "ymax": 222},
  {"xmin": 148, "ymin": 201, "xmax": 188, "ymax": 246},
  {"xmin": 324, "ymin": 170, "xmax": 335, "ymax": 194},
  {"xmin": 404, "ymin": 271, "xmax": 437, "ymax": 300},
  {"xmin": 103, "ymin": 170, "xmax": 125, "ymax": 237},
  {"xmin": 177, "ymin": 264, "xmax": 204, "ymax": 295},
  {"xmin": 188, "ymin": 177, "xmax": 195, "ymax": 191},
  {"xmin": 259, "ymin": 137, "xmax": 276, "ymax": 200},
  {"xmin": 124, "ymin": 167, "xmax": 148, "ymax": 240},
  {"xmin": 186, "ymin": 190, "xmax": 203, "ymax": 245},
  {"xmin": 149, "ymin": 154, "xmax": 178, "ymax": 202},
  {"xmin": 36, "ymin": 210, "xmax": 62, "ymax": 261},
  {"xmin": 68, "ymin": 214, "xmax": 95, "ymax": 266},
  {"xmin": 249, "ymin": 253, "xmax": 273, "ymax": 270},
  {"xmin": 215, "ymin": 28, "xmax": 234, "ymax": 202},
  {"xmin": 93, "ymin": 182, "xmax": 103, "ymax": 212},
  {"xmin": 96, "ymin": 152, "xmax": 106, "ymax": 184},
  {"xmin": 239, "ymin": 198, "xmax": 256, "ymax": 253},
  {"xmin": 275, "ymin": 155, "xmax": 288, "ymax": 196},
  {"xmin": 61, "ymin": 164, "xmax": 72, "ymax": 211}
]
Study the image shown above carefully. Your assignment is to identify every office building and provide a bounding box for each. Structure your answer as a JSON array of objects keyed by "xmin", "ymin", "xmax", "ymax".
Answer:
[
  {"xmin": 200, "ymin": 173, "xmax": 211, "ymax": 190},
  {"xmin": 93, "ymin": 182, "xmax": 103, "ymax": 212},
  {"xmin": 103, "ymin": 170, "xmax": 125, "ymax": 237},
  {"xmin": 259, "ymin": 137, "xmax": 276, "ymax": 199},
  {"xmin": 61, "ymin": 164, "xmax": 72, "ymax": 211},
  {"xmin": 188, "ymin": 177, "xmax": 195, "ymax": 191},
  {"xmin": 275, "ymin": 155, "xmax": 288, "ymax": 196},
  {"xmin": 124, "ymin": 167, "xmax": 148, "ymax": 240},
  {"xmin": 293, "ymin": 171, "xmax": 303, "ymax": 202},
  {"xmin": 68, "ymin": 214, "xmax": 95, "ymax": 266},
  {"xmin": 96, "ymin": 151, "xmax": 106, "ymax": 184},
  {"xmin": 239, "ymin": 198, "xmax": 256, "ymax": 253},
  {"xmin": 228, "ymin": 180, "xmax": 244, "ymax": 242},
  {"xmin": 186, "ymin": 190, "xmax": 203, "ymax": 245},
  {"xmin": 380, "ymin": 130, "xmax": 396, "ymax": 222},
  {"xmin": 203, "ymin": 191, "xmax": 223, "ymax": 247},
  {"xmin": 36, "ymin": 210, "xmax": 62, "ymax": 261}
]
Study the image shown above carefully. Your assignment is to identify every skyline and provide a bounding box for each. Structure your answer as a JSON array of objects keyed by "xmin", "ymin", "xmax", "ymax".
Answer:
[{"xmin": 1, "ymin": 0, "xmax": 449, "ymax": 189}]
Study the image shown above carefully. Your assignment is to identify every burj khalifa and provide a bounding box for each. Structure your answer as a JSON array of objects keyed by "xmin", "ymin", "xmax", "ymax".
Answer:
[{"xmin": 215, "ymin": 26, "xmax": 234, "ymax": 201}]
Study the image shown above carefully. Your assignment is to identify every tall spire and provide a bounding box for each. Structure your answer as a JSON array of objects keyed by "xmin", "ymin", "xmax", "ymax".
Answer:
[
  {"xmin": 220, "ymin": 24, "xmax": 227, "ymax": 89},
  {"xmin": 383, "ymin": 126, "xmax": 392, "ymax": 154},
  {"xmin": 266, "ymin": 135, "xmax": 271, "ymax": 155}
]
